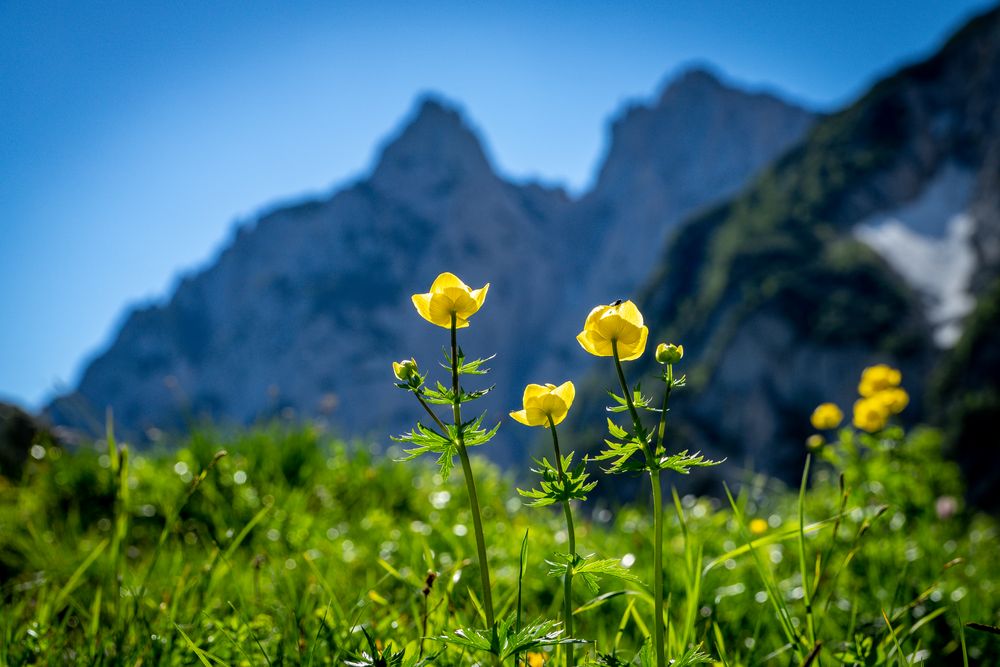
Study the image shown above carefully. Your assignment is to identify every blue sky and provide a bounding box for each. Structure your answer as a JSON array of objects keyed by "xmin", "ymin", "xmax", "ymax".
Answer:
[{"xmin": 1, "ymin": 0, "xmax": 994, "ymax": 409}]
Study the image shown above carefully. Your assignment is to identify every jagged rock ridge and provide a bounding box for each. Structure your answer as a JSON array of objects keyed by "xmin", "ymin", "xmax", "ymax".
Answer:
[{"xmin": 48, "ymin": 73, "xmax": 817, "ymax": 460}]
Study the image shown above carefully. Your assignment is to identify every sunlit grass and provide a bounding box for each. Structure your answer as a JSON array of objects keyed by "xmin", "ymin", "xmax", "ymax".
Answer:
[{"xmin": 1, "ymin": 419, "xmax": 997, "ymax": 665}]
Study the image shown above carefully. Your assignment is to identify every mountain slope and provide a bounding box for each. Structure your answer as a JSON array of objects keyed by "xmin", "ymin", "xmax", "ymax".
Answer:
[
  {"xmin": 47, "ymin": 74, "xmax": 817, "ymax": 455},
  {"xmin": 609, "ymin": 6, "xmax": 1000, "ymax": 484}
]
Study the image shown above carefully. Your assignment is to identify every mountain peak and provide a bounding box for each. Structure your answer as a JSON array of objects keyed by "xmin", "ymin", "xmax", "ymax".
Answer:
[
  {"xmin": 657, "ymin": 66, "xmax": 725, "ymax": 103},
  {"xmin": 369, "ymin": 94, "xmax": 496, "ymax": 195}
]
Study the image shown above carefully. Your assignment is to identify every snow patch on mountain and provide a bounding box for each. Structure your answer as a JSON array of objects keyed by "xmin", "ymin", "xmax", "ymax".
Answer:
[{"xmin": 855, "ymin": 163, "xmax": 977, "ymax": 347}]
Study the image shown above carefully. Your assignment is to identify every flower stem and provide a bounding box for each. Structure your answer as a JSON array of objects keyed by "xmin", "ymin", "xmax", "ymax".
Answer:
[
  {"xmin": 451, "ymin": 314, "xmax": 495, "ymax": 630},
  {"xmin": 611, "ymin": 339, "xmax": 643, "ymax": 435},
  {"xmin": 610, "ymin": 340, "xmax": 665, "ymax": 667},
  {"xmin": 548, "ymin": 416, "xmax": 576, "ymax": 667},
  {"xmin": 650, "ymin": 466, "xmax": 665, "ymax": 667}
]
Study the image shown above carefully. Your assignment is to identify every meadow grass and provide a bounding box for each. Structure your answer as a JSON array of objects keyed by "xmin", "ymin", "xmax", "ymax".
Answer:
[{"xmin": 0, "ymin": 422, "xmax": 997, "ymax": 665}]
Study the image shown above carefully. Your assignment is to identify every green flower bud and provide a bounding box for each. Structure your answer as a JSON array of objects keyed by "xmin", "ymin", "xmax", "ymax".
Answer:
[
  {"xmin": 655, "ymin": 342, "xmax": 684, "ymax": 365},
  {"xmin": 806, "ymin": 434, "xmax": 825, "ymax": 451},
  {"xmin": 392, "ymin": 358, "xmax": 422, "ymax": 387}
]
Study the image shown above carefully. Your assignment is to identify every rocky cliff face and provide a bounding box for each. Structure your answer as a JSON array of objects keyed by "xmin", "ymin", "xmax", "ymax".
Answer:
[
  {"xmin": 608, "ymin": 6, "xmax": 1000, "ymax": 485},
  {"xmin": 47, "ymin": 71, "xmax": 817, "ymax": 461},
  {"xmin": 46, "ymin": 7, "xmax": 1000, "ymax": 488}
]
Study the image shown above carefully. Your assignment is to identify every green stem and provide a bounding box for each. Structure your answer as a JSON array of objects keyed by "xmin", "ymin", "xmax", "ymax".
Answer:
[
  {"xmin": 610, "ymin": 342, "xmax": 665, "ymax": 666},
  {"xmin": 451, "ymin": 314, "xmax": 495, "ymax": 630},
  {"xmin": 651, "ymin": 467, "xmax": 665, "ymax": 667},
  {"xmin": 611, "ymin": 339, "xmax": 644, "ymax": 435},
  {"xmin": 548, "ymin": 416, "xmax": 576, "ymax": 667}
]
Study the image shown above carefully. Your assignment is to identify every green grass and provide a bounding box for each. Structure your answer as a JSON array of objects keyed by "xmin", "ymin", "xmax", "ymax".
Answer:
[{"xmin": 1, "ymin": 422, "xmax": 997, "ymax": 665}]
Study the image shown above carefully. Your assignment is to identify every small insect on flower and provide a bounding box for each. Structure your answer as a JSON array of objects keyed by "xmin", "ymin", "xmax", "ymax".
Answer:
[
  {"xmin": 858, "ymin": 364, "xmax": 902, "ymax": 397},
  {"xmin": 410, "ymin": 272, "xmax": 489, "ymax": 328},
  {"xmin": 576, "ymin": 300, "xmax": 649, "ymax": 360},
  {"xmin": 750, "ymin": 518, "xmax": 769, "ymax": 535},
  {"xmin": 509, "ymin": 382, "xmax": 575, "ymax": 427},
  {"xmin": 810, "ymin": 402, "xmax": 843, "ymax": 430},
  {"xmin": 853, "ymin": 397, "xmax": 890, "ymax": 432},
  {"xmin": 655, "ymin": 342, "xmax": 684, "ymax": 364}
]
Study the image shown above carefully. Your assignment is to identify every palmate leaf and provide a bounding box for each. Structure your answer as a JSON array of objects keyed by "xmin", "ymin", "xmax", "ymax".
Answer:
[
  {"xmin": 394, "ymin": 413, "xmax": 499, "ymax": 478},
  {"xmin": 392, "ymin": 422, "xmax": 458, "ymax": 479},
  {"xmin": 436, "ymin": 614, "xmax": 584, "ymax": 661},
  {"xmin": 517, "ymin": 453, "xmax": 598, "ymax": 506},
  {"xmin": 592, "ymin": 418, "xmax": 650, "ymax": 474},
  {"xmin": 652, "ymin": 450, "xmax": 724, "ymax": 474},
  {"xmin": 422, "ymin": 381, "xmax": 495, "ymax": 405},
  {"xmin": 344, "ymin": 626, "xmax": 442, "ymax": 667},
  {"xmin": 440, "ymin": 350, "xmax": 496, "ymax": 376},
  {"xmin": 546, "ymin": 553, "xmax": 643, "ymax": 595}
]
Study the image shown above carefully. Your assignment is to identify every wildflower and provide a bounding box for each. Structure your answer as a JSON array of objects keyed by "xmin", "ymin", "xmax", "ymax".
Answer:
[
  {"xmin": 810, "ymin": 402, "xmax": 843, "ymax": 430},
  {"xmin": 392, "ymin": 358, "xmax": 421, "ymax": 387},
  {"xmin": 655, "ymin": 342, "xmax": 684, "ymax": 364},
  {"xmin": 806, "ymin": 434, "xmax": 825, "ymax": 451},
  {"xmin": 750, "ymin": 518, "xmax": 768, "ymax": 535},
  {"xmin": 411, "ymin": 272, "xmax": 489, "ymax": 329},
  {"xmin": 576, "ymin": 300, "xmax": 649, "ymax": 360},
  {"xmin": 527, "ymin": 652, "xmax": 547, "ymax": 666},
  {"xmin": 858, "ymin": 364, "xmax": 902, "ymax": 397},
  {"xmin": 510, "ymin": 382, "xmax": 575, "ymax": 427},
  {"xmin": 873, "ymin": 387, "xmax": 909, "ymax": 414},
  {"xmin": 852, "ymin": 397, "xmax": 889, "ymax": 432}
]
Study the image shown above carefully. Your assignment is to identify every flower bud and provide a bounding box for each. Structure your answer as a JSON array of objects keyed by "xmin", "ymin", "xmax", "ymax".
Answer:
[
  {"xmin": 806, "ymin": 434, "xmax": 825, "ymax": 451},
  {"xmin": 655, "ymin": 342, "xmax": 684, "ymax": 365},
  {"xmin": 392, "ymin": 358, "xmax": 421, "ymax": 387}
]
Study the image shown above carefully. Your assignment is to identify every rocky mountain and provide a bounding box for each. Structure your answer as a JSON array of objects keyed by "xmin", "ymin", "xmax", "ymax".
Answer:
[
  {"xmin": 598, "ymin": 5, "xmax": 1000, "ymax": 490},
  {"xmin": 47, "ymin": 69, "xmax": 816, "ymax": 460}
]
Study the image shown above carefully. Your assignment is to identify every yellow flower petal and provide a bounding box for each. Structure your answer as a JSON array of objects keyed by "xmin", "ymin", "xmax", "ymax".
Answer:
[
  {"xmin": 430, "ymin": 272, "xmax": 469, "ymax": 292},
  {"xmin": 509, "ymin": 409, "xmax": 532, "ymax": 426},
  {"xmin": 617, "ymin": 325, "xmax": 648, "ymax": 361},
  {"xmin": 576, "ymin": 329, "xmax": 612, "ymax": 357},
  {"xmin": 617, "ymin": 300, "xmax": 644, "ymax": 327},
  {"xmin": 552, "ymin": 381, "xmax": 575, "ymax": 408}
]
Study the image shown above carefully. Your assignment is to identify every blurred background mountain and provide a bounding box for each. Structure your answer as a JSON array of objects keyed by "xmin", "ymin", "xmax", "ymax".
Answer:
[{"xmin": 3, "ymin": 2, "xmax": 998, "ymax": 505}]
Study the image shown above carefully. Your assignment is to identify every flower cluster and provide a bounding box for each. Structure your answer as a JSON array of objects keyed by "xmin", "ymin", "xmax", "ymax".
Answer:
[
  {"xmin": 393, "ymin": 279, "xmax": 714, "ymax": 667},
  {"xmin": 809, "ymin": 364, "xmax": 909, "ymax": 435}
]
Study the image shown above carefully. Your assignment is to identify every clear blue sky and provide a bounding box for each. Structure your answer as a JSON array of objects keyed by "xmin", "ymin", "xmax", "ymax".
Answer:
[{"xmin": 1, "ymin": 0, "xmax": 994, "ymax": 409}]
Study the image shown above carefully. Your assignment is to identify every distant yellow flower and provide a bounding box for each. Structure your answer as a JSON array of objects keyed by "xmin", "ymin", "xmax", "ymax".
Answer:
[
  {"xmin": 510, "ymin": 382, "xmax": 575, "ymax": 427},
  {"xmin": 750, "ymin": 518, "xmax": 768, "ymax": 535},
  {"xmin": 806, "ymin": 434, "xmax": 825, "ymax": 451},
  {"xmin": 873, "ymin": 387, "xmax": 909, "ymax": 414},
  {"xmin": 858, "ymin": 364, "xmax": 902, "ymax": 397},
  {"xmin": 411, "ymin": 272, "xmax": 489, "ymax": 329},
  {"xmin": 655, "ymin": 342, "xmax": 684, "ymax": 364},
  {"xmin": 576, "ymin": 300, "xmax": 649, "ymax": 361},
  {"xmin": 853, "ymin": 397, "xmax": 889, "ymax": 432},
  {"xmin": 526, "ymin": 652, "xmax": 547, "ymax": 667},
  {"xmin": 810, "ymin": 403, "xmax": 843, "ymax": 430}
]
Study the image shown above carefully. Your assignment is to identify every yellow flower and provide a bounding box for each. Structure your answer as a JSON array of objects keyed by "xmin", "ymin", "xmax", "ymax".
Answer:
[
  {"xmin": 853, "ymin": 397, "xmax": 889, "ymax": 432},
  {"xmin": 510, "ymin": 382, "xmax": 575, "ymax": 427},
  {"xmin": 526, "ymin": 652, "xmax": 547, "ymax": 667},
  {"xmin": 411, "ymin": 272, "xmax": 489, "ymax": 329},
  {"xmin": 655, "ymin": 342, "xmax": 684, "ymax": 364},
  {"xmin": 873, "ymin": 387, "xmax": 909, "ymax": 414},
  {"xmin": 750, "ymin": 518, "xmax": 768, "ymax": 535},
  {"xmin": 858, "ymin": 364, "xmax": 902, "ymax": 397},
  {"xmin": 576, "ymin": 300, "xmax": 649, "ymax": 361},
  {"xmin": 810, "ymin": 403, "xmax": 843, "ymax": 430}
]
